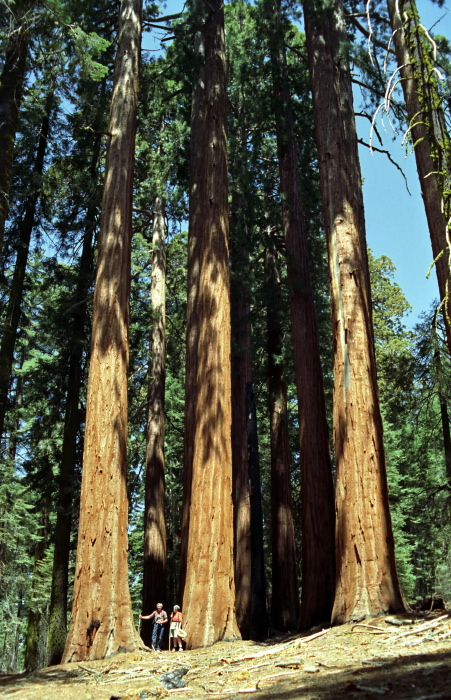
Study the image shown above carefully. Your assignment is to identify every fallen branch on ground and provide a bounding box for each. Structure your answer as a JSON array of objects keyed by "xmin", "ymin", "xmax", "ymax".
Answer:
[
  {"xmin": 351, "ymin": 624, "xmax": 387, "ymax": 634},
  {"xmin": 293, "ymin": 628, "xmax": 330, "ymax": 646},
  {"xmin": 388, "ymin": 614, "xmax": 449, "ymax": 642}
]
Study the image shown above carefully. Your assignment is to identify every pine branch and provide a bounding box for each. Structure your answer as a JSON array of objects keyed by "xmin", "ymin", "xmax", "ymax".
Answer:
[{"xmin": 344, "ymin": 8, "xmax": 394, "ymax": 55}]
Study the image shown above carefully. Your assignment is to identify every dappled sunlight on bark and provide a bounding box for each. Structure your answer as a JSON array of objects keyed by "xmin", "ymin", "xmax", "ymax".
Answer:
[
  {"xmin": 62, "ymin": 0, "xmax": 142, "ymax": 663},
  {"xmin": 304, "ymin": 0, "xmax": 405, "ymax": 624}
]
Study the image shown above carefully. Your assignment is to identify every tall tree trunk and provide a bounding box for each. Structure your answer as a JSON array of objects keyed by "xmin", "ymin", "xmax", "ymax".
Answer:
[
  {"xmin": 265, "ymin": 0, "xmax": 335, "ymax": 628},
  {"xmin": 0, "ymin": 93, "xmax": 52, "ymax": 444},
  {"xmin": 181, "ymin": 0, "xmax": 239, "ymax": 648},
  {"xmin": 230, "ymin": 193, "xmax": 268, "ymax": 640},
  {"xmin": 0, "ymin": 0, "xmax": 32, "ymax": 255},
  {"xmin": 265, "ymin": 240, "xmax": 300, "ymax": 632},
  {"xmin": 47, "ymin": 135, "xmax": 101, "ymax": 666},
  {"xmin": 230, "ymin": 189, "xmax": 252, "ymax": 640},
  {"xmin": 178, "ymin": 14, "xmax": 203, "ymax": 603},
  {"xmin": 304, "ymin": 0, "xmax": 406, "ymax": 623},
  {"xmin": 62, "ymin": 0, "xmax": 142, "ymax": 661},
  {"xmin": 142, "ymin": 193, "xmax": 167, "ymax": 645},
  {"xmin": 387, "ymin": 0, "xmax": 451, "ymax": 353},
  {"xmin": 245, "ymin": 382, "xmax": 268, "ymax": 641}
]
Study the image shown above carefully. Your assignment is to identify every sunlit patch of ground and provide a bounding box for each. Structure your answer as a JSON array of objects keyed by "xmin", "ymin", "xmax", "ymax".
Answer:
[{"xmin": 1, "ymin": 612, "xmax": 450, "ymax": 699}]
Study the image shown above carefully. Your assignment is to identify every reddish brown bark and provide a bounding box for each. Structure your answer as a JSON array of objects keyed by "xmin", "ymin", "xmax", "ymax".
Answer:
[
  {"xmin": 266, "ymin": 0, "xmax": 335, "ymax": 628},
  {"xmin": 230, "ymin": 190, "xmax": 252, "ymax": 640},
  {"xmin": 304, "ymin": 0, "xmax": 405, "ymax": 623},
  {"xmin": 47, "ymin": 133, "xmax": 100, "ymax": 667},
  {"xmin": 62, "ymin": 0, "xmax": 142, "ymax": 661},
  {"xmin": 142, "ymin": 194, "xmax": 167, "ymax": 644},
  {"xmin": 181, "ymin": 0, "xmax": 239, "ymax": 648},
  {"xmin": 178, "ymin": 20, "xmax": 203, "ymax": 605},
  {"xmin": 265, "ymin": 241, "xmax": 300, "ymax": 632},
  {"xmin": 387, "ymin": 0, "xmax": 451, "ymax": 354}
]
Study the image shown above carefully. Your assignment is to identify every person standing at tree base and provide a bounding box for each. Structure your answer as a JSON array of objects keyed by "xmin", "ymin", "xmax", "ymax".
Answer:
[
  {"xmin": 169, "ymin": 605, "xmax": 183, "ymax": 651},
  {"xmin": 139, "ymin": 603, "xmax": 167, "ymax": 651}
]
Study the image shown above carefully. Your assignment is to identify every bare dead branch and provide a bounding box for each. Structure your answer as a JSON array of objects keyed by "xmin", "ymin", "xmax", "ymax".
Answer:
[{"xmin": 357, "ymin": 139, "xmax": 412, "ymax": 194}]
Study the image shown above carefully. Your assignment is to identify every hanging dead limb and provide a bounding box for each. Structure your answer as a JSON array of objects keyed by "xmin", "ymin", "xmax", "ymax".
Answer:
[
  {"xmin": 355, "ymin": 111, "xmax": 384, "ymax": 145},
  {"xmin": 146, "ymin": 23, "xmax": 173, "ymax": 31},
  {"xmin": 357, "ymin": 139, "xmax": 411, "ymax": 194},
  {"xmin": 343, "ymin": 7, "xmax": 395, "ymax": 56},
  {"xmin": 146, "ymin": 13, "xmax": 183, "ymax": 22},
  {"xmin": 284, "ymin": 42, "xmax": 308, "ymax": 64}
]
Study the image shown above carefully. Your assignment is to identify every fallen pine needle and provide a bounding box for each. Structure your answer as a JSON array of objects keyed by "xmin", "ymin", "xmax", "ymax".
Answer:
[
  {"xmin": 260, "ymin": 670, "xmax": 298, "ymax": 681},
  {"xmin": 78, "ymin": 665, "xmax": 103, "ymax": 675},
  {"xmin": 223, "ymin": 643, "xmax": 293, "ymax": 664},
  {"xmin": 294, "ymin": 628, "xmax": 330, "ymax": 645},
  {"xmin": 351, "ymin": 624, "xmax": 387, "ymax": 634},
  {"xmin": 243, "ymin": 661, "xmax": 273, "ymax": 672},
  {"xmin": 237, "ymin": 687, "xmax": 259, "ymax": 694}
]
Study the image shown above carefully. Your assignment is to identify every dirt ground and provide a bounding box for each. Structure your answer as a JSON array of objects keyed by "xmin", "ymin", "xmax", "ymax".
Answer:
[{"xmin": 1, "ymin": 612, "xmax": 451, "ymax": 700}]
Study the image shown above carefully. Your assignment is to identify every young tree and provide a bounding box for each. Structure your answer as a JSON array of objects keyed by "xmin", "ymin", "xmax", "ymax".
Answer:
[
  {"xmin": 181, "ymin": 0, "xmax": 239, "ymax": 648},
  {"xmin": 62, "ymin": 0, "xmax": 142, "ymax": 661},
  {"xmin": 303, "ymin": 0, "xmax": 406, "ymax": 622}
]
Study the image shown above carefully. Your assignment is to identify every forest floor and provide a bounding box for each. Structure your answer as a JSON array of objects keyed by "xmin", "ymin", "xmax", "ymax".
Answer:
[{"xmin": 1, "ymin": 611, "xmax": 451, "ymax": 700}]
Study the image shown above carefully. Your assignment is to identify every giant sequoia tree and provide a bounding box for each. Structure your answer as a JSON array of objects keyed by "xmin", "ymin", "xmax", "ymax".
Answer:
[
  {"xmin": 62, "ymin": 0, "xmax": 142, "ymax": 661},
  {"xmin": 303, "ymin": 0, "xmax": 405, "ymax": 622},
  {"xmin": 263, "ymin": 0, "xmax": 335, "ymax": 629},
  {"xmin": 181, "ymin": 0, "xmax": 239, "ymax": 648},
  {"xmin": 6, "ymin": 0, "xmax": 451, "ymax": 671}
]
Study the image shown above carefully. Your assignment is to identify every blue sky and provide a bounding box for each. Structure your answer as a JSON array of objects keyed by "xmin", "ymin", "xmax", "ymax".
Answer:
[
  {"xmin": 144, "ymin": 0, "xmax": 451, "ymax": 327},
  {"xmin": 358, "ymin": 1, "xmax": 451, "ymax": 327}
]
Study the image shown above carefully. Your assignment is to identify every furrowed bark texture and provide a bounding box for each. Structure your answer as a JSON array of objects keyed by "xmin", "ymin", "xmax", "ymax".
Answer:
[
  {"xmin": 47, "ymin": 135, "xmax": 100, "ymax": 666},
  {"xmin": 304, "ymin": 0, "xmax": 405, "ymax": 623},
  {"xmin": 265, "ymin": 241, "xmax": 300, "ymax": 632},
  {"xmin": 266, "ymin": 0, "xmax": 335, "ymax": 628},
  {"xmin": 178, "ymin": 17, "xmax": 203, "ymax": 605},
  {"xmin": 0, "ymin": 0, "xmax": 31, "ymax": 255},
  {"xmin": 182, "ymin": 0, "xmax": 239, "ymax": 648},
  {"xmin": 62, "ymin": 0, "xmax": 142, "ymax": 662},
  {"xmin": 0, "ymin": 94, "xmax": 51, "ymax": 443},
  {"xmin": 230, "ymin": 188, "xmax": 252, "ymax": 640},
  {"xmin": 387, "ymin": 0, "xmax": 451, "ymax": 354},
  {"xmin": 142, "ymin": 194, "xmax": 167, "ymax": 643}
]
